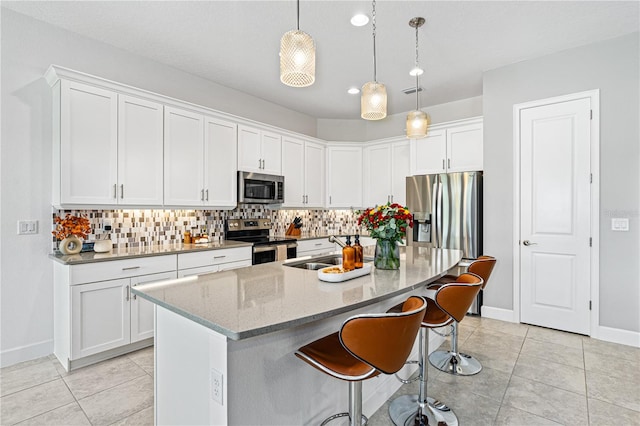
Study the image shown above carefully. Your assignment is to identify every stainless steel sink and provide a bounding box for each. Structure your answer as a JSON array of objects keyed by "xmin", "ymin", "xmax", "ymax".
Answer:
[{"xmin": 283, "ymin": 254, "xmax": 343, "ymax": 270}]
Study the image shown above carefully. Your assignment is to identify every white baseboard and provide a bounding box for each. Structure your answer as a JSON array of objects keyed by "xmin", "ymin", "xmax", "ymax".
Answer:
[
  {"xmin": 1, "ymin": 339, "xmax": 53, "ymax": 368},
  {"xmin": 481, "ymin": 306, "xmax": 516, "ymax": 323},
  {"xmin": 595, "ymin": 326, "xmax": 640, "ymax": 348}
]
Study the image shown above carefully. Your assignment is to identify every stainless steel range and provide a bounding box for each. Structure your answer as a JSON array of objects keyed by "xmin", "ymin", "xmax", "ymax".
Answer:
[{"xmin": 225, "ymin": 218, "xmax": 297, "ymax": 265}]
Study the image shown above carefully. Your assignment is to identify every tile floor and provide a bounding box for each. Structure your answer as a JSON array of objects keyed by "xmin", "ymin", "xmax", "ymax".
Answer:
[{"xmin": 1, "ymin": 317, "xmax": 639, "ymax": 425}]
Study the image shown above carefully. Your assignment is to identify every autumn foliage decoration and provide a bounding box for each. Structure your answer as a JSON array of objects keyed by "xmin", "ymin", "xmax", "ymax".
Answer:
[{"xmin": 52, "ymin": 214, "xmax": 91, "ymax": 240}]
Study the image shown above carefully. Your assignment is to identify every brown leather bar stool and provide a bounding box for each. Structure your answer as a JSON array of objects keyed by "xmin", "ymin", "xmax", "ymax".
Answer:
[
  {"xmin": 296, "ymin": 296, "xmax": 427, "ymax": 426},
  {"xmin": 427, "ymin": 256, "xmax": 496, "ymax": 376},
  {"xmin": 389, "ymin": 274, "xmax": 483, "ymax": 426}
]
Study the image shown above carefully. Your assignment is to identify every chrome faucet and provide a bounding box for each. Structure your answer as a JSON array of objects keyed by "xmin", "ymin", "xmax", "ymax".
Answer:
[{"xmin": 328, "ymin": 235, "xmax": 346, "ymax": 248}]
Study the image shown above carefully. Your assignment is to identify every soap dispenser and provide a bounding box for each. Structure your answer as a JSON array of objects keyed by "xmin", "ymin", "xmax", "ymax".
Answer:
[
  {"xmin": 342, "ymin": 236, "xmax": 355, "ymax": 271},
  {"xmin": 353, "ymin": 235, "xmax": 363, "ymax": 269}
]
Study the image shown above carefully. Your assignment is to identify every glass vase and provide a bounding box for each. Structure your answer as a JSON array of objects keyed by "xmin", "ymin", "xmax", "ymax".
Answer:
[{"xmin": 374, "ymin": 239, "xmax": 400, "ymax": 270}]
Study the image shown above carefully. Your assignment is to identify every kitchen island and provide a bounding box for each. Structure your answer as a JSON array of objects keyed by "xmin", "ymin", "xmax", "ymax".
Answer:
[{"xmin": 132, "ymin": 246, "xmax": 462, "ymax": 425}]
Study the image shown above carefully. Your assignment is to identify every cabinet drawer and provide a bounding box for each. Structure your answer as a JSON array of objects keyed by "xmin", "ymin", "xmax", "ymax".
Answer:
[
  {"xmin": 178, "ymin": 247, "xmax": 251, "ymax": 270},
  {"xmin": 70, "ymin": 255, "xmax": 177, "ymax": 285},
  {"xmin": 297, "ymin": 238, "xmax": 336, "ymax": 254}
]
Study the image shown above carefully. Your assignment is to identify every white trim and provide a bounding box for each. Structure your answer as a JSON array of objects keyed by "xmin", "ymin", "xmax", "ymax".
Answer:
[
  {"xmin": 595, "ymin": 326, "xmax": 640, "ymax": 348},
  {"xmin": 512, "ymin": 90, "xmax": 600, "ymax": 336},
  {"xmin": 480, "ymin": 306, "xmax": 517, "ymax": 323},
  {"xmin": 0, "ymin": 339, "xmax": 53, "ymax": 368}
]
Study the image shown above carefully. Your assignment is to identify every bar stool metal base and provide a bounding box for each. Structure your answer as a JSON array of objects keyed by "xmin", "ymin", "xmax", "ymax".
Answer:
[
  {"xmin": 429, "ymin": 350, "xmax": 482, "ymax": 376},
  {"xmin": 389, "ymin": 394, "xmax": 458, "ymax": 426},
  {"xmin": 320, "ymin": 412, "xmax": 368, "ymax": 426}
]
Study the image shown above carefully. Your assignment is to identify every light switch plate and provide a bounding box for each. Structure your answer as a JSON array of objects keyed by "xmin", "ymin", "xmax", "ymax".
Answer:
[
  {"xmin": 611, "ymin": 218, "xmax": 629, "ymax": 231},
  {"xmin": 17, "ymin": 220, "xmax": 38, "ymax": 235}
]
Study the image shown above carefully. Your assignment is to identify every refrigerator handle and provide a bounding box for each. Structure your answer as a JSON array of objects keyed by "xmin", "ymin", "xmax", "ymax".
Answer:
[{"xmin": 432, "ymin": 180, "xmax": 439, "ymax": 248}]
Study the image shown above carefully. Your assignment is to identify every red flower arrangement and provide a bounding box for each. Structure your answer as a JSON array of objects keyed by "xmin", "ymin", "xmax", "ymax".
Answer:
[
  {"xmin": 52, "ymin": 214, "xmax": 91, "ymax": 240},
  {"xmin": 356, "ymin": 203, "xmax": 413, "ymax": 244}
]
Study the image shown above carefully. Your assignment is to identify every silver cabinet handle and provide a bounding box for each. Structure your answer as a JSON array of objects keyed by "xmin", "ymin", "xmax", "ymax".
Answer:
[
  {"xmin": 213, "ymin": 255, "xmax": 227, "ymax": 259},
  {"xmin": 523, "ymin": 240, "xmax": 537, "ymax": 246},
  {"xmin": 329, "ymin": 195, "xmax": 332, "ymax": 204},
  {"xmin": 201, "ymin": 189, "xmax": 205, "ymax": 201},
  {"xmin": 206, "ymin": 189, "xmax": 209, "ymax": 201},
  {"xmin": 448, "ymin": 158, "xmax": 451, "ymax": 168},
  {"xmin": 314, "ymin": 243, "xmax": 322, "ymax": 246},
  {"xmin": 122, "ymin": 266, "xmax": 141, "ymax": 271},
  {"xmin": 120, "ymin": 184, "xmax": 124, "ymax": 199},
  {"xmin": 442, "ymin": 159, "xmax": 445, "ymax": 170},
  {"xmin": 113, "ymin": 184, "xmax": 117, "ymax": 199},
  {"xmin": 132, "ymin": 283, "xmax": 137, "ymax": 300},
  {"xmin": 125, "ymin": 285, "xmax": 130, "ymax": 301},
  {"xmin": 391, "ymin": 195, "xmax": 394, "ymax": 203}
]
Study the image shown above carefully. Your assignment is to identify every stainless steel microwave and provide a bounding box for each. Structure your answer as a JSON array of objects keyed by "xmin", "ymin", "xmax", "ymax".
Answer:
[{"xmin": 238, "ymin": 171, "xmax": 284, "ymax": 204}]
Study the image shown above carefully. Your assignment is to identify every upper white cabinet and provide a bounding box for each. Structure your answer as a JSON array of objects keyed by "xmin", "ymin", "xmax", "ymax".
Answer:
[
  {"xmin": 164, "ymin": 107, "xmax": 237, "ymax": 208},
  {"xmin": 282, "ymin": 137, "xmax": 325, "ymax": 208},
  {"xmin": 118, "ymin": 95, "xmax": 164, "ymax": 205},
  {"xmin": 410, "ymin": 118, "xmax": 483, "ymax": 175},
  {"xmin": 363, "ymin": 139, "xmax": 409, "ymax": 207},
  {"xmin": 326, "ymin": 146, "xmax": 363, "ymax": 208},
  {"xmin": 55, "ymin": 80, "xmax": 118, "ymax": 206},
  {"xmin": 238, "ymin": 125, "xmax": 282, "ymax": 175},
  {"xmin": 53, "ymin": 80, "xmax": 164, "ymax": 207}
]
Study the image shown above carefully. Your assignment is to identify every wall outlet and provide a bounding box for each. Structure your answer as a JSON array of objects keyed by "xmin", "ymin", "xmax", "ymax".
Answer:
[
  {"xmin": 103, "ymin": 219, "xmax": 112, "ymax": 231},
  {"xmin": 211, "ymin": 368, "xmax": 223, "ymax": 405},
  {"xmin": 611, "ymin": 218, "xmax": 629, "ymax": 231},
  {"xmin": 17, "ymin": 220, "xmax": 38, "ymax": 235}
]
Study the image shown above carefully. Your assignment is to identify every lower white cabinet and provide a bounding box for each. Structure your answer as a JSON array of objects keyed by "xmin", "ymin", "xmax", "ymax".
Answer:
[
  {"xmin": 296, "ymin": 238, "xmax": 337, "ymax": 257},
  {"xmin": 54, "ymin": 255, "xmax": 177, "ymax": 371},
  {"xmin": 177, "ymin": 247, "xmax": 252, "ymax": 278}
]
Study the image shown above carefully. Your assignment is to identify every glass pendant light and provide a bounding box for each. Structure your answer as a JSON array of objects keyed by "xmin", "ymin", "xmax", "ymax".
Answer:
[
  {"xmin": 361, "ymin": 0, "xmax": 387, "ymax": 120},
  {"xmin": 280, "ymin": 0, "xmax": 315, "ymax": 87},
  {"xmin": 406, "ymin": 17, "xmax": 428, "ymax": 138}
]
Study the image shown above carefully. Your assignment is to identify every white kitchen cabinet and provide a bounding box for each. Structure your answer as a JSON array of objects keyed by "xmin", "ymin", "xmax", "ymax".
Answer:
[
  {"xmin": 118, "ymin": 95, "xmax": 164, "ymax": 205},
  {"xmin": 296, "ymin": 238, "xmax": 337, "ymax": 257},
  {"xmin": 282, "ymin": 137, "xmax": 325, "ymax": 208},
  {"xmin": 55, "ymin": 80, "xmax": 118, "ymax": 206},
  {"xmin": 238, "ymin": 125, "xmax": 282, "ymax": 175},
  {"xmin": 52, "ymin": 80, "xmax": 164, "ymax": 207},
  {"xmin": 54, "ymin": 255, "xmax": 177, "ymax": 371},
  {"xmin": 410, "ymin": 117, "xmax": 483, "ymax": 175},
  {"xmin": 177, "ymin": 247, "xmax": 252, "ymax": 278},
  {"xmin": 363, "ymin": 139, "xmax": 409, "ymax": 208},
  {"xmin": 326, "ymin": 146, "xmax": 363, "ymax": 208},
  {"xmin": 164, "ymin": 107, "xmax": 237, "ymax": 207}
]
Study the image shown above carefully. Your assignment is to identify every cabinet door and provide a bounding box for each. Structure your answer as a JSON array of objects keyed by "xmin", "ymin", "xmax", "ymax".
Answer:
[
  {"xmin": 304, "ymin": 142, "xmax": 325, "ymax": 207},
  {"xmin": 204, "ymin": 117, "xmax": 237, "ymax": 207},
  {"xmin": 71, "ymin": 278, "xmax": 130, "ymax": 359},
  {"xmin": 326, "ymin": 146, "xmax": 363, "ymax": 208},
  {"xmin": 391, "ymin": 140, "xmax": 410, "ymax": 206},
  {"xmin": 131, "ymin": 271, "xmax": 176, "ymax": 343},
  {"xmin": 364, "ymin": 144, "xmax": 392, "ymax": 207},
  {"xmin": 409, "ymin": 129, "xmax": 446, "ymax": 175},
  {"xmin": 282, "ymin": 137, "xmax": 305, "ymax": 208},
  {"xmin": 446, "ymin": 122, "xmax": 483, "ymax": 172},
  {"xmin": 261, "ymin": 131, "xmax": 282, "ymax": 175},
  {"xmin": 237, "ymin": 125, "xmax": 262, "ymax": 172},
  {"xmin": 164, "ymin": 107, "xmax": 204, "ymax": 206},
  {"xmin": 118, "ymin": 95, "xmax": 164, "ymax": 205},
  {"xmin": 60, "ymin": 80, "xmax": 118, "ymax": 205}
]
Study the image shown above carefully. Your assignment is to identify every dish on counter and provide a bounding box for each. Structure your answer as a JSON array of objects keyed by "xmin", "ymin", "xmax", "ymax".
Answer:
[{"xmin": 317, "ymin": 263, "xmax": 372, "ymax": 283}]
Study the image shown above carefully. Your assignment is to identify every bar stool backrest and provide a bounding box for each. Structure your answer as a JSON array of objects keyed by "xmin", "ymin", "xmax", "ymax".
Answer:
[
  {"xmin": 468, "ymin": 256, "xmax": 496, "ymax": 289},
  {"xmin": 340, "ymin": 296, "xmax": 426, "ymax": 375},
  {"xmin": 434, "ymin": 273, "xmax": 483, "ymax": 322}
]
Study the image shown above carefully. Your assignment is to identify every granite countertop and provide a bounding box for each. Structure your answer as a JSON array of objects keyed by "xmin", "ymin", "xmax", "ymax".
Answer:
[
  {"xmin": 49, "ymin": 240, "xmax": 253, "ymax": 265},
  {"xmin": 132, "ymin": 246, "xmax": 462, "ymax": 340}
]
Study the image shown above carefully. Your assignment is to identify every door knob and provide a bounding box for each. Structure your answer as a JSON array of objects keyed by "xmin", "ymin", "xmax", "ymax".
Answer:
[{"xmin": 523, "ymin": 240, "xmax": 537, "ymax": 246}]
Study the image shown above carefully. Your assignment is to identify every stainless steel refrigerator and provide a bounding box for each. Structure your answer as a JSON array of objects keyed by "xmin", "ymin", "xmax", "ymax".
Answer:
[{"xmin": 406, "ymin": 172, "xmax": 483, "ymax": 313}]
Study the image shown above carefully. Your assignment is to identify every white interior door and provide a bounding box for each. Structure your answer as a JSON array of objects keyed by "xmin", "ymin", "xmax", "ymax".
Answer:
[{"xmin": 520, "ymin": 97, "xmax": 591, "ymax": 335}]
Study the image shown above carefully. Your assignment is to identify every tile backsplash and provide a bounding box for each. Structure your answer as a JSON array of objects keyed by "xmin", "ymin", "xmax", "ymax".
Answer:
[{"xmin": 51, "ymin": 206, "xmax": 365, "ymax": 251}]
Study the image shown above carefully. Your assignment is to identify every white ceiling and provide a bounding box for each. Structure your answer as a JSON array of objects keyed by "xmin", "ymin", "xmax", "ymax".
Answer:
[{"xmin": 3, "ymin": 1, "xmax": 639, "ymax": 119}]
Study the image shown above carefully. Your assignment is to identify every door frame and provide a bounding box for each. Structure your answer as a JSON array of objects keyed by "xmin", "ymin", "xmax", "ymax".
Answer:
[{"xmin": 512, "ymin": 90, "xmax": 600, "ymax": 337}]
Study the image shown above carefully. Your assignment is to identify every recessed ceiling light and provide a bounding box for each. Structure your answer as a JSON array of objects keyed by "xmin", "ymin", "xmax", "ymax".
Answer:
[
  {"xmin": 350, "ymin": 14, "xmax": 369, "ymax": 27},
  {"xmin": 348, "ymin": 87, "xmax": 360, "ymax": 94},
  {"xmin": 409, "ymin": 66, "xmax": 424, "ymax": 76}
]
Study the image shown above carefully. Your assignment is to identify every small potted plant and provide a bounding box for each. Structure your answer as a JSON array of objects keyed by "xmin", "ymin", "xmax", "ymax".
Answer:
[{"xmin": 53, "ymin": 214, "xmax": 91, "ymax": 255}]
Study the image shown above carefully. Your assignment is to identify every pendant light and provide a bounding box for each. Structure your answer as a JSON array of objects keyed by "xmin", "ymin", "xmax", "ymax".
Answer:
[
  {"xmin": 280, "ymin": 0, "xmax": 315, "ymax": 87},
  {"xmin": 361, "ymin": 0, "xmax": 387, "ymax": 120},
  {"xmin": 406, "ymin": 17, "xmax": 428, "ymax": 139}
]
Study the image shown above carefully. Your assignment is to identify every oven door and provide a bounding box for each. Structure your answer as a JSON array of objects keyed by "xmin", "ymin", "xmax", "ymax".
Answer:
[{"xmin": 252, "ymin": 245, "xmax": 277, "ymax": 265}]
